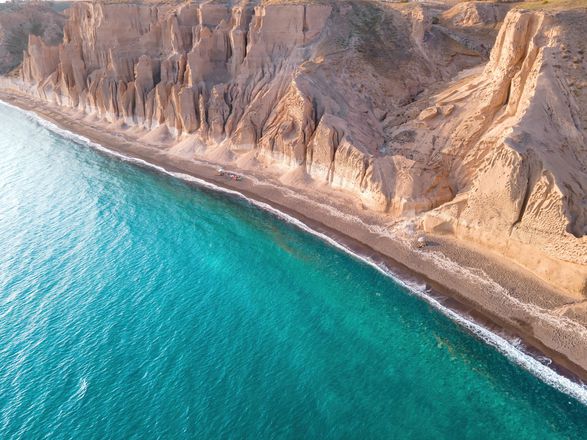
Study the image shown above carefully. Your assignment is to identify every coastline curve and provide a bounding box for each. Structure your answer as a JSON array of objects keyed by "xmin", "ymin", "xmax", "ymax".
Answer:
[{"xmin": 2, "ymin": 99, "xmax": 587, "ymax": 406}]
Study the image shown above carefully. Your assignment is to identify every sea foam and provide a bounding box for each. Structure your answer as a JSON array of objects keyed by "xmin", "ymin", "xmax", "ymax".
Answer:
[{"xmin": 2, "ymin": 99, "xmax": 587, "ymax": 406}]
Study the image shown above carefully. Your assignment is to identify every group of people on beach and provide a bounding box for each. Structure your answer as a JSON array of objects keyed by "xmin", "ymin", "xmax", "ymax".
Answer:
[{"xmin": 216, "ymin": 168, "xmax": 243, "ymax": 182}]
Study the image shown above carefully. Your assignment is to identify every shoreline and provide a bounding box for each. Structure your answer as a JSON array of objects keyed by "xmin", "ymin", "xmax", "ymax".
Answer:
[{"xmin": 2, "ymin": 91, "xmax": 587, "ymax": 403}]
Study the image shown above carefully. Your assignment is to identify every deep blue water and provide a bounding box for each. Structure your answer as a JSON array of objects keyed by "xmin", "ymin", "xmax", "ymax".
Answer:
[{"xmin": 1, "ymin": 102, "xmax": 587, "ymax": 439}]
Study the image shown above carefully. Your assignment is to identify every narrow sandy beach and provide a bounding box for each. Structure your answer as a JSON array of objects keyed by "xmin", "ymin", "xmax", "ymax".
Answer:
[{"xmin": 2, "ymin": 88, "xmax": 587, "ymax": 395}]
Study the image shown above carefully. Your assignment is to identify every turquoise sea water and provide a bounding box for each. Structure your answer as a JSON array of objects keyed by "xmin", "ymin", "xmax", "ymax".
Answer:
[{"xmin": 1, "ymin": 102, "xmax": 587, "ymax": 440}]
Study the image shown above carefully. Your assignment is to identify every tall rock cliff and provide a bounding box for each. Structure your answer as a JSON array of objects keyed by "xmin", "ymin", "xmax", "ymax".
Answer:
[
  {"xmin": 0, "ymin": 2, "xmax": 65, "ymax": 74},
  {"xmin": 10, "ymin": 0, "xmax": 587, "ymax": 296},
  {"xmin": 417, "ymin": 8, "xmax": 587, "ymax": 296},
  {"xmin": 18, "ymin": 0, "xmax": 497, "ymax": 209}
]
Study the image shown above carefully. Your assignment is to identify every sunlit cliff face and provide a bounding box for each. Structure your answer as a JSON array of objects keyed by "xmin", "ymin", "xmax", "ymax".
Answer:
[{"xmin": 14, "ymin": 0, "xmax": 587, "ymax": 296}]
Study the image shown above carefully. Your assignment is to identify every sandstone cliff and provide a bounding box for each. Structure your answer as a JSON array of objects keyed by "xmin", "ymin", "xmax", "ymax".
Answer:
[
  {"xmin": 9, "ymin": 0, "xmax": 587, "ymax": 297},
  {"xmin": 417, "ymin": 8, "xmax": 587, "ymax": 296},
  {"xmin": 0, "ymin": 2, "xmax": 65, "ymax": 74},
  {"xmin": 18, "ymin": 0, "xmax": 498, "ymax": 211}
]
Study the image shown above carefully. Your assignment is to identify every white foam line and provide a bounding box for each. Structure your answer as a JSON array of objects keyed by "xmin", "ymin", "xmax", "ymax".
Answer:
[{"xmin": 3, "ymin": 99, "xmax": 587, "ymax": 406}]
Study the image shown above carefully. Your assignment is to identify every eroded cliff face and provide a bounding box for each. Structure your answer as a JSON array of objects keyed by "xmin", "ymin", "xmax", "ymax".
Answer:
[
  {"xmin": 11, "ymin": 0, "xmax": 587, "ymax": 296},
  {"xmin": 415, "ymin": 9, "xmax": 587, "ymax": 296},
  {"xmin": 19, "ymin": 0, "xmax": 497, "ymax": 209},
  {"xmin": 0, "ymin": 2, "xmax": 65, "ymax": 74}
]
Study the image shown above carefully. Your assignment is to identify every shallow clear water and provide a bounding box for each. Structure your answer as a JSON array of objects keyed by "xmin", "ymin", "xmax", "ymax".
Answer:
[{"xmin": 1, "ymin": 103, "xmax": 587, "ymax": 440}]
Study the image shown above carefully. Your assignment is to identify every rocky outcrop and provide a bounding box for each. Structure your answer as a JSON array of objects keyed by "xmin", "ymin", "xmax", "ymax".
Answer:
[
  {"xmin": 9, "ymin": 1, "xmax": 587, "ymax": 297},
  {"xmin": 437, "ymin": 1, "xmax": 511, "ymax": 56},
  {"xmin": 441, "ymin": 1, "xmax": 509, "ymax": 28}
]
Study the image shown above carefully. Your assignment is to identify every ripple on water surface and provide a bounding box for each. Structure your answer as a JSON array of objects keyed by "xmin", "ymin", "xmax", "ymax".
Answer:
[{"xmin": 1, "ymin": 102, "xmax": 587, "ymax": 439}]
